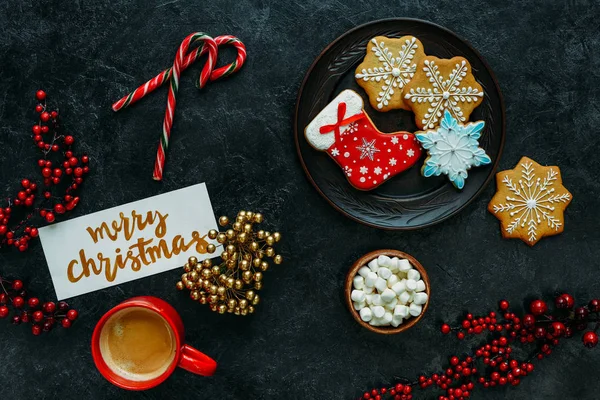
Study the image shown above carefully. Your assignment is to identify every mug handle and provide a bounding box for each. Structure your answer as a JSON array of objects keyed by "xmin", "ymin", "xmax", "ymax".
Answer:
[{"xmin": 178, "ymin": 344, "xmax": 217, "ymax": 376}]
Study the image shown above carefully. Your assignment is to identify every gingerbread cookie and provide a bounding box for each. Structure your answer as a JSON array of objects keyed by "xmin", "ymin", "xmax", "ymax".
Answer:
[
  {"xmin": 355, "ymin": 36, "xmax": 426, "ymax": 111},
  {"xmin": 415, "ymin": 109, "xmax": 491, "ymax": 190},
  {"xmin": 488, "ymin": 157, "xmax": 572, "ymax": 246},
  {"xmin": 403, "ymin": 56, "xmax": 484, "ymax": 130},
  {"xmin": 305, "ymin": 90, "xmax": 422, "ymax": 191}
]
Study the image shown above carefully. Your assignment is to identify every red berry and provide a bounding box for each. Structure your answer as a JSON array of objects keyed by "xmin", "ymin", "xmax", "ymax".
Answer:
[
  {"xmin": 69, "ymin": 157, "xmax": 78, "ymax": 166},
  {"xmin": 54, "ymin": 204, "xmax": 66, "ymax": 214},
  {"xmin": 0, "ymin": 306, "xmax": 9, "ymax": 318},
  {"xmin": 523, "ymin": 314, "xmax": 536, "ymax": 327},
  {"xmin": 583, "ymin": 331, "xmax": 598, "ymax": 348},
  {"xmin": 82, "ymin": 155, "xmax": 89, "ymax": 163},
  {"xmin": 589, "ymin": 299, "xmax": 600, "ymax": 312},
  {"xmin": 13, "ymin": 296, "xmax": 24, "ymax": 308},
  {"xmin": 0, "ymin": 225, "xmax": 6, "ymax": 236},
  {"xmin": 550, "ymin": 322, "xmax": 566, "ymax": 337},
  {"xmin": 58, "ymin": 301, "xmax": 69, "ymax": 311},
  {"xmin": 51, "ymin": 111, "xmax": 58, "ymax": 119},
  {"xmin": 43, "ymin": 321, "xmax": 53, "ymax": 332},
  {"xmin": 51, "ymin": 144, "xmax": 59, "ymax": 152},
  {"xmin": 45, "ymin": 212, "xmax": 55, "ymax": 223},
  {"xmin": 499, "ymin": 300, "xmax": 509, "ymax": 310},
  {"xmin": 36, "ymin": 90, "xmax": 46, "ymax": 101},
  {"xmin": 32, "ymin": 324, "xmax": 42, "ymax": 336},
  {"xmin": 61, "ymin": 318, "xmax": 72, "ymax": 328},
  {"xmin": 457, "ymin": 332, "xmax": 465, "ymax": 340},
  {"xmin": 74, "ymin": 167, "xmax": 83, "ymax": 177},
  {"xmin": 12, "ymin": 315, "xmax": 22, "ymax": 325},
  {"xmin": 32, "ymin": 310, "xmax": 44, "ymax": 322},
  {"xmin": 529, "ymin": 300, "xmax": 547, "ymax": 316},
  {"xmin": 67, "ymin": 309, "xmax": 78, "ymax": 321},
  {"xmin": 44, "ymin": 191, "xmax": 51, "ymax": 199},
  {"xmin": 575, "ymin": 307, "xmax": 589, "ymax": 321},
  {"xmin": 32, "ymin": 125, "xmax": 41, "ymax": 135},
  {"xmin": 35, "ymin": 104, "xmax": 43, "ymax": 113},
  {"xmin": 40, "ymin": 111, "xmax": 50, "ymax": 122},
  {"xmin": 24, "ymin": 197, "xmax": 34, "ymax": 207},
  {"xmin": 534, "ymin": 326, "xmax": 546, "ymax": 339},
  {"xmin": 11, "ymin": 280, "xmax": 23, "ymax": 291},
  {"xmin": 27, "ymin": 297, "xmax": 38, "ymax": 309},
  {"xmin": 43, "ymin": 302, "xmax": 56, "ymax": 313},
  {"xmin": 64, "ymin": 135, "xmax": 74, "ymax": 145},
  {"xmin": 29, "ymin": 227, "xmax": 39, "ymax": 237},
  {"xmin": 41, "ymin": 125, "xmax": 49, "ymax": 133},
  {"xmin": 562, "ymin": 293, "xmax": 575, "ymax": 309},
  {"xmin": 42, "ymin": 167, "xmax": 52, "ymax": 178}
]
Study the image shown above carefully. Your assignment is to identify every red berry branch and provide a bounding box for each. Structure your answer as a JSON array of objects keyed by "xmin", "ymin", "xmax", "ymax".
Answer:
[
  {"xmin": 0, "ymin": 275, "xmax": 78, "ymax": 335},
  {"xmin": 0, "ymin": 90, "xmax": 90, "ymax": 252},
  {"xmin": 359, "ymin": 294, "xmax": 600, "ymax": 400}
]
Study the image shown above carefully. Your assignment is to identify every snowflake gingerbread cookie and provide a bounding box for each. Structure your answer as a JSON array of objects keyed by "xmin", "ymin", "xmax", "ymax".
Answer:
[
  {"xmin": 403, "ymin": 56, "xmax": 484, "ymax": 130},
  {"xmin": 305, "ymin": 90, "xmax": 422, "ymax": 191},
  {"xmin": 488, "ymin": 157, "xmax": 572, "ymax": 246},
  {"xmin": 355, "ymin": 35, "xmax": 426, "ymax": 111},
  {"xmin": 415, "ymin": 109, "xmax": 491, "ymax": 190}
]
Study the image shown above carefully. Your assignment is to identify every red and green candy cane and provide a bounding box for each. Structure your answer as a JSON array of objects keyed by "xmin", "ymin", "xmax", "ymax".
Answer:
[{"xmin": 112, "ymin": 33, "xmax": 247, "ymax": 181}]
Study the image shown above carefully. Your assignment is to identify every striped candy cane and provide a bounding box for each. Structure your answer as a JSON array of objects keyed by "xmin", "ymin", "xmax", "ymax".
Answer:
[{"xmin": 111, "ymin": 33, "xmax": 247, "ymax": 181}]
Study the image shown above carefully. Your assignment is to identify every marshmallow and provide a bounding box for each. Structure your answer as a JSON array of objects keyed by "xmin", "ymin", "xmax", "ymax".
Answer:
[
  {"xmin": 398, "ymin": 291, "xmax": 411, "ymax": 304},
  {"xmin": 358, "ymin": 266, "xmax": 371, "ymax": 277},
  {"xmin": 394, "ymin": 304, "xmax": 409, "ymax": 318},
  {"xmin": 372, "ymin": 305, "xmax": 385, "ymax": 318},
  {"xmin": 363, "ymin": 286, "xmax": 374, "ymax": 294},
  {"xmin": 408, "ymin": 292, "xmax": 415, "ymax": 303},
  {"xmin": 409, "ymin": 303, "xmax": 422, "ymax": 317},
  {"xmin": 391, "ymin": 314, "xmax": 403, "ymax": 327},
  {"xmin": 405, "ymin": 279, "xmax": 417, "ymax": 291},
  {"xmin": 391, "ymin": 280, "xmax": 406, "ymax": 295},
  {"xmin": 398, "ymin": 259, "xmax": 412, "ymax": 272},
  {"xmin": 369, "ymin": 318, "xmax": 381, "ymax": 326},
  {"xmin": 360, "ymin": 307, "xmax": 373, "ymax": 322},
  {"xmin": 383, "ymin": 311, "xmax": 393, "ymax": 324},
  {"xmin": 353, "ymin": 275, "xmax": 365, "ymax": 290},
  {"xmin": 407, "ymin": 269, "xmax": 420, "ymax": 281},
  {"xmin": 384, "ymin": 297, "xmax": 398, "ymax": 310},
  {"xmin": 371, "ymin": 294, "xmax": 382, "ymax": 306},
  {"xmin": 381, "ymin": 288, "xmax": 396, "ymax": 303},
  {"xmin": 377, "ymin": 255, "xmax": 392, "ymax": 268},
  {"xmin": 351, "ymin": 290, "xmax": 365, "ymax": 303},
  {"xmin": 374, "ymin": 277, "xmax": 387, "ymax": 292},
  {"xmin": 413, "ymin": 292, "xmax": 428, "ymax": 305},
  {"xmin": 365, "ymin": 272, "xmax": 377, "ymax": 287},
  {"xmin": 415, "ymin": 280, "xmax": 426, "ymax": 292},
  {"xmin": 353, "ymin": 301, "xmax": 365, "ymax": 310},
  {"xmin": 377, "ymin": 267, "xmax": 392, "ymax": 280},
  {"xmin": 368, "ymin": 259, "xmax": 379, "ymax": 272},
  {"xmin": 365, "ymin": 294, "xmax": 373, "ymax": 305},
  {"xmin": 387, "ymin": 274, "xmax": 399, "ymax": 288},
  {"xmin": 389, "ymin": 257, "xmax": 400, "ymax": 272}
]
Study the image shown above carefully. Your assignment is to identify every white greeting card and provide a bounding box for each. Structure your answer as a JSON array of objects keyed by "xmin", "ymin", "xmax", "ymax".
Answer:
[{"xmin": 39, "ymin": 183, "xmax": 217, "ymax": 300}]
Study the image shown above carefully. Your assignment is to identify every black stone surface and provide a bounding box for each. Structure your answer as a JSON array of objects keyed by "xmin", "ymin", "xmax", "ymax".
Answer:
[{"xmin": 0, "ymin": 1, "xmax": 599, "ymax": 399}]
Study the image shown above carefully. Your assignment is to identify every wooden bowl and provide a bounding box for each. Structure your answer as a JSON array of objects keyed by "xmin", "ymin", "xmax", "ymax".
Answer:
[{"xmin": 345, "ymin": 249, "xmax": 430, "ymax": 334}]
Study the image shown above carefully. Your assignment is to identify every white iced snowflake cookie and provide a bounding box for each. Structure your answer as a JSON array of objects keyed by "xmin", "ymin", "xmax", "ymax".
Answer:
[
  {"xmin": 403, "ymin": 55, "xmax": 484, "ymax": 130},
  {"xmin": 488, "ymin": 157, "xmax": 572, "ymax": 246},
  {"xmin": 355, "ymin": 35, "xmax": 426, "ymax": 111}
]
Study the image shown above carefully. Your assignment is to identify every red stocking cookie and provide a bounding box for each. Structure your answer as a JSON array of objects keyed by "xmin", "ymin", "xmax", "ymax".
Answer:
[{"xmin": 305, "ymin": 90, "xmax": 422, "ymax": 190}]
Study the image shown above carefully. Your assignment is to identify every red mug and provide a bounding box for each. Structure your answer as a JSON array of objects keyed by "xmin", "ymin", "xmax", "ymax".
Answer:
[{"xmin": 91, "ymin": 296, "xmax": 217, "ymax": 390}]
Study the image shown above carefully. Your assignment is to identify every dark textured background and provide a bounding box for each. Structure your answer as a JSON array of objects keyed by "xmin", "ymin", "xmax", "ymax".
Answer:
[{"xmin": 0, "ymin": 1, "xmax": 599, "ymax": 399}]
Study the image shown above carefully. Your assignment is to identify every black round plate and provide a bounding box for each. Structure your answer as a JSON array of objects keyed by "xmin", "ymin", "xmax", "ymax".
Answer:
[{"xmin": 294, "ymin": 18, "xmax": 505, "ymax": 230}]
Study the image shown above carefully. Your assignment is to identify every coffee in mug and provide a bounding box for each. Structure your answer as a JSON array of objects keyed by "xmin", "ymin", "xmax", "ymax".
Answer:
[{"xmin": 99, "ymin": 307, "xmax": 176, "ymax": 381}]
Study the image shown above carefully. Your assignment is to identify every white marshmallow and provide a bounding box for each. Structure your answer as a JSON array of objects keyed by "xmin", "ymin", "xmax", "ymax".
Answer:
[
  {"xmin": 398, "ymin": 291, "xmax": 411, "ymax": 304},
  {"xmin": 372, "ymin": 305, "xmax": 385, "ymax": 318},
  {"xmin": 389, "ymin": 257, "xmax": 400, "ymax": 272},
  {"xmin": 353, "ymin": 275, "xmax": 365, "ymax": 289},
  {"xmin": 391, "ymin": 280, "xmax": 406, "ymax": 295},
  {"xmin": 384, "ymin": 297, "xmax": 398, "ymax": 310},
  {"xmin": 387, "ymin": 274, "xmax": 399, "ymax": 288},
  {"xmin": 375, "ymin": 277, "xmax": 387, "ymax": 292},
  {"xmin": 369, "ymin": 318, "xmax": 381, "ymax": 326},
  {"xmin": 353, "ymin": 301, "xmax": 365, "ymax": 310},
  {"xmin": 407, "ymin": 269, "xmax": 420, "ymax": 281},
  {"xmin": 360, "ymin": 307, "xmax": 373, "ymax": 322},
  {"xmin": 405, "ymin": 279, "xmax": 417, "ymax": 291},
  {"xmin": 415, "ymin": 280, "xmax": 426, "ymax": 292},
  {"xmin": 363, "ymin": 286, "xmax": 374, "ymax": 294},
  {"xmin": 398, "ymin": 259, "xmax": 412, "ymax": 272},
  {"xmin": 365, "ymin": 272, "xmax": 377, "ymax": 287},
  {"xmin": 377, "ymin": 267, "xmax": 392, "ymax": 280},
  {"xmin": 391, "ymin": 314, "xmax": 403, "ymax": 327},
  {"xmin": 409, "ymin": 303, "xmax": 422, "ymax": 317},
  {"xmin": 365, "ymin": 294, "xmax": 373, "ymax": 305},
  {"xmin": 377, "ymin": 255, "xmax": 392, "ymax": 268},
  {"xmin": 351, "ymin": 290, "xmax": 365, "ymax": 302},
  {"xmin": 394, "ymin": 304, "xmax": 409, "ymax": 318},
  {"xmin": 383, "ymin": 311, "xmax": 393, "ymax": 324},
  {"xmin": 408, "ymin": 292, "xmax": 415, "ymax": 302},
  {"xmin": 413, "ymin": 292, "xmax": 428, "ymax": 305},
  {"xmin": 368, "ymin": 259, "xmax": 379, "ymax": 272},
  {"xmin": 358, "ymin": 266, "xmax": 371, "ymax": 277},
  {"xmin": 371, "ymin": 294, "xmax": 382, "ymax": 306},
  {"xmin": 381, "ymin": 288, "xmax": 396, "ymax": 303}
]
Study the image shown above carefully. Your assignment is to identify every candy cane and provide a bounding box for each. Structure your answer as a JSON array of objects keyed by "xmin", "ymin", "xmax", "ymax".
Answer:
[{"xmin": 111, "ymin": 33, "xmax": 247, "ymax": 181}]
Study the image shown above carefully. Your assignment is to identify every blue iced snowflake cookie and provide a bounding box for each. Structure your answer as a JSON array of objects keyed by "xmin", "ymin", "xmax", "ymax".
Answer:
[{"xmin": 415, "ymin": 110, "xmax": 491, "ymax": 190}]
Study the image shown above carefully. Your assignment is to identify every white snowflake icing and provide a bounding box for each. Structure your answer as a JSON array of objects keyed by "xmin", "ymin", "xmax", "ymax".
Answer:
[
  {"xmin": 389, "ymin": 158, "xmax": 397, "ymax": 166},
  {"xmin": 399, "ymin": 145, "xmax": 403, "ymax": 150},
  {"xmin": 407, "ymin": 149, "xmax": 415, "ymax": 157},
  {"xmin": 360, "ymin": 166, "xmax": 368, "ymax": 175},
  {"xmin": 355, "ymin": 37, "xmax": 420, "ymax": 109},
  {"xmin": 331, "ymin": 148, "xmax": 339, "ymax": 156},
  {"xmin": 404, "ymin": 59, "xmax": 484, "ymax": 129},
  {"xmin": 344, "ymin": 166, "xmax": 352, "ymax": 177},
  {"xmin": 374, "ymin": 167, "xmax": 382, "ymax": 175},
  {"xmin": 356, "ymin": 138, "xmax": 380, "ymax": 161},
  {"xmin": 492, "ymin": 162, "xmax": 571, "ymax": 243},
  {"xmin": 344, "ymin": 152, "xmax": 350, "ymax": 158},
  {"xmin": 390, "ymin": 137, "xmax": 399, "ymax": 145},
  {"xmin": 342, "ymin": 122, "xmax": 359, "ymax": 135}
]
